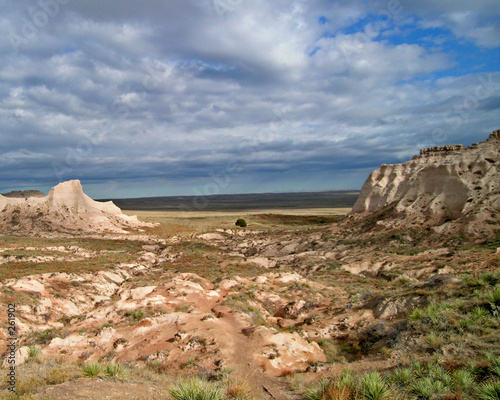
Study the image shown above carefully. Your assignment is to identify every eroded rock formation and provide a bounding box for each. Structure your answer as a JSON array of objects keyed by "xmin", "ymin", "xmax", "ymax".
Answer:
[
  {"xmin": 0, "ymin": 180, "xmax": 155, "ymax": 235},
  {"xmin": 350, "ymin": 130, "xmax": 500, "ymax": 237}
]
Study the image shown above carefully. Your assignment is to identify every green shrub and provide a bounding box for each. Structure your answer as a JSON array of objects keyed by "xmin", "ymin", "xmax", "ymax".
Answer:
[
  {"xmin": 304, "ymin": 378, "xmax": 354, "ymax": 400},
  {"xmin": 471, "ymin": 306, "xmax": 489, "ymax": 321},
  {"xmin": 390, "ymin": 367, "xmax": 413, "ymax": 387},
  {"xmin": 45, "ymin": 368, "xmax": 69, "ymax": 385},
  {"xmin": 304, "ymin": 379, "xmax": 331, "ymax": 400},
  {"xmin": 235, "ymin": 218, "xmax": 247, "ymax": 228},
  {"xmin": 361, "ymin": 372, "xmax": 391, "ymax": 400},
  {"xmin": 168, "ymin": 377, "xmax": 225, "ymax": 400},
  {"xmin": 410, "ymin": 377, "xmax": 445, "ymax": 400},
  {"xmin": 452, "ymin": 369, "xmax": 475, "ymax": 389},
  {"xmin": 82, "ymin": 361, "xmax": 103, "ymax": 377},
  {"xmin": 15, "ymin": 377, "xmax": 44, "ymax": 395},
  {"xmin": 487, "ymin": 288, "xmax": 500, "ymax": 307},
  {"xmin": 27, "ymin": 345, "xmax": 41, "ymax": 359},
  {"xmin": 104, "ymin": 363, "xmax": 129, "ymax": 377},
  {"xmin": 482, "ymin": 272, "xmax": 500, "ymax": 286},
  {"xmin": 477, "ymin": 381, "xmax": 500, "ymax": 400},
  {"xmin": 486, "ymin": 353, "xmax": 500, "ymax": 378}
]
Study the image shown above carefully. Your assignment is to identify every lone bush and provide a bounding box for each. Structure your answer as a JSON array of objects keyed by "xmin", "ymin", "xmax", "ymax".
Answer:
[{"xmin": 235, "ymin": 218, "xmax": 247, "ymax": 228}]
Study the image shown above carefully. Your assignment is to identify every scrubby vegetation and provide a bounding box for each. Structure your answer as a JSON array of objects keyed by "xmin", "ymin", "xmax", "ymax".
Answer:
[
  {"xmin": 0, "ymin": 208, "xmax": 498, "ymax": 399},
  {"xmin": 235, "ymin": 218, "xmax": 247, "ymax": 228}
]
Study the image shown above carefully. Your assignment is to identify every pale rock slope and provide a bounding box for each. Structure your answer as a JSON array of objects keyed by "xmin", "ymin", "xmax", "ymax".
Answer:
[
  {"xmin": 0, "ymin": 180, "xmax": 155, "ymax": 235},
  {"xmin": 350, "ymin": 130, "xmax": 500, "ymax": 237}
]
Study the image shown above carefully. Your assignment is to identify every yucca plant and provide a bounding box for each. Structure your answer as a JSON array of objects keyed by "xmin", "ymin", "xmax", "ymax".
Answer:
[
  {"xmin": 452, "ymin": 369, "xmax": 475, "ymax": 389},
  {"xmin": 27, "ymin": 345, "xmax": 41, "ymax": 358},
  {"xmin": 471, "ymin": 306, "xmax": 489, "ymax": 321},
  {"xmin": 412, "ymin": 360, "xmax": 426, "ymax": 378},
  {"xmin": 304, "ymin": 379, "xmax": 333, "ymax": 400},
  {"xmin": 168, "ymin": 377, "xmax": 226, "ymax": 400},
  {"xmin": 477, "ymin": 381, "xmax": 500, "ymax": 400},
  {"xmin": 339, "ymin": 368, "xmax": 357, "ymax": 388},
  {"xmin": 486, "ymin": 353, "xmax": 500, "ymax": 378},
  {"xmin": 104, "ymin": 363, "xmax": 129, "ymax": 377},
  {"xmin": 361, "ymin": 372, "xmax": 391, "ymax": 400},
  {"xmin": 305, "ymin": 378, "xmax": 354, "ymax": 400},
  {"xmin": 428, "ymin": 364, "xmax": 452, "ymax": 388},
  {"xmin": 82, "ymin": 361, "xmax": 103, "ymax": 377},
  {"xmin": 389, "ymin": 367, "xmax": 413, "ymax": 387},
  {"xmin": 410, "ymin": 377, "xmax": 445, "ymax": 400}
]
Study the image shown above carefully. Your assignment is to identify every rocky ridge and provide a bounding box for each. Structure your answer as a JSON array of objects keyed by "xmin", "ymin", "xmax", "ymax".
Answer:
[
  {"xmin": 1, "ymin": 190, "xmax": 45, "ymax": 198},
  {"xmin": 350, "ymin": 130, "xmax": 500, "ymax": 237},
  {"xmin": 0, "ymin": 180, "xmax": 156, "ymax": 235}
]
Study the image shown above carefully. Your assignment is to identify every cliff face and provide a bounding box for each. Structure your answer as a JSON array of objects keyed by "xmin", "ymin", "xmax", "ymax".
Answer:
[
  {"xmin": 350, "ymin": 130, "xmax": 500, "ymax": 237},
  {"xmin": 0, "ymin": 180, "xmax": 156, "ymax": 235}
]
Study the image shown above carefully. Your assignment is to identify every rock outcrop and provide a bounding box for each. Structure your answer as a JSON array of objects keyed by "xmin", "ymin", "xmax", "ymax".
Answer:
[
  {"xmin": 0, "ymin": 180, "xmax": 156, "ymax": 235},
  {"xmin": 350, "ymin": 130, "xmax": 500, "ymax": 237}
]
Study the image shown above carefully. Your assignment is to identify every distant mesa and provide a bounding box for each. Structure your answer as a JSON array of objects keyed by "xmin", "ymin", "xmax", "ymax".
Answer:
[
  {"xmin": 0, "ymin": 180, "xmax": 156, "ymax": 236},
  {"xmin": 350, "ymin": 130, "xmax": 500, "ymax": 237},
  {"xmin": 1, "ymin": 190, "xmax": 45, "ymax": 198}
]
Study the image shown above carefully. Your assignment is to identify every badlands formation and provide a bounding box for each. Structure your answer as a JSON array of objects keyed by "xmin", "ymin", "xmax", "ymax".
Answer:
[
  {"xmin": 351, "ymin": 130, "xmax": 500, "ymax": 237},
  {"xmin": 0, "ymin": 131, "xmax": 498, "ymax": 399},
  {"xmin": 0, "ymin": 180, "xmax": 155, "ymax": 235}
]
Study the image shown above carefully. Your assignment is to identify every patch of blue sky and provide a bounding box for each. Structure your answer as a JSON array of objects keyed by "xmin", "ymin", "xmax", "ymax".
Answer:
[
  {"xmin": 318, "ymin": 16, "xmax": 329, "ymax": 25},
  {"xmin": 379, "ymin": 19, "xmax": 499, "ymax": 76},
  {"xmin": 341, "ymin": 13, "xmax": 394, "ymax": 36},
  {"xmin": 338, "ymin": 14, "xmax": 499, "ymax": 82},
  {"xmin": 307, "ymin": 46, "xmax": 321, "ymax": 57}
]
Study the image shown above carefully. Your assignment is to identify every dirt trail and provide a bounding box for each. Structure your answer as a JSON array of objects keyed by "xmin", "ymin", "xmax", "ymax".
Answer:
[{"xmin": 213, "ymin": 303, "xmax": 300, "ymax": 400}]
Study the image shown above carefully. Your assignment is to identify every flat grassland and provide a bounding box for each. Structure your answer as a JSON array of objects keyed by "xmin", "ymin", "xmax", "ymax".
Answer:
[{"xmin": 124, "ymin": 208, "xmax": 351, "ymax": 235}]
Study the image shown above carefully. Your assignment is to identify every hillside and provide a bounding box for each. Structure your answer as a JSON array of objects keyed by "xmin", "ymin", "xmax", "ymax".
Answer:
[{"xmin": 350, "ymin": 130, "xmax": 500, "ymax": 237}]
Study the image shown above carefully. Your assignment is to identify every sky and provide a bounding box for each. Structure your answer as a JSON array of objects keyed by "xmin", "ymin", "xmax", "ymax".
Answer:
[{"xmin": 0, "ymin": 0, "xmax": 499, "ymax": 199}]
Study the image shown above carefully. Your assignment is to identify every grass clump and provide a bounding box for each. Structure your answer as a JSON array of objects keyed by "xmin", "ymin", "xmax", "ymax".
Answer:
[
  {"xmin": 487, "ymin": 287, "xmax": 500, "ymax": 307},
  {"xmin": 361, "ymin": 372, "xmax": 391, "ymax": 400},
  {"xmin": 45, "ymin": 367, "xmax": 69, "ymax": 385},
  {"xmin": 477, "ymin": 381, "xmax": 500, "ymax": 400},
  {"xmin": 82, "ymin": 361, "xmax": 103, "ymax": 377},
  {"xmin": 168, "ymin": 377, "xmax": 225, "ymax": 400},
  {"xmin": 104, "ymin": 363, "xmax": 129, "ymax": 378},
  {"xmin": 305, "ymin": 370, "xmax": 358, "ymax": 400},
  {"xmin": 27, "ymin": 345, "xmax": 41, "ymax": 359}
]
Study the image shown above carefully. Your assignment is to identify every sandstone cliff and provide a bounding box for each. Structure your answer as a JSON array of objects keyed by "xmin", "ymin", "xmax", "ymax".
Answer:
[
  {"xmin": 350, "ymin": 130, "xmax": 500, "ymax": 237},
  {"xmin": 0, "ymin": 180, "xmax": 156, "ymax": 235}
]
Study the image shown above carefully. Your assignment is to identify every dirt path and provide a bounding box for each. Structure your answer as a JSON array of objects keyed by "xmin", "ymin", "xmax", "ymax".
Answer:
[{"xmin": 213, "ymin": 302, "xmax": 300, "ymax": 400}]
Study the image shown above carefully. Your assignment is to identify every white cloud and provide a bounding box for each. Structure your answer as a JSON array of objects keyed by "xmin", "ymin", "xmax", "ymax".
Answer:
[{"xmin": 0, "ymin": 0, "xmax": 498, "ymax": 196}]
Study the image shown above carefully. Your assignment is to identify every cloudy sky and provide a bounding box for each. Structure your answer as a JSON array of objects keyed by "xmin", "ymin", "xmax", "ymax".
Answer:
[{"xmin": 0, "ymin": 0, "xmax": 499, "ymax": 198}]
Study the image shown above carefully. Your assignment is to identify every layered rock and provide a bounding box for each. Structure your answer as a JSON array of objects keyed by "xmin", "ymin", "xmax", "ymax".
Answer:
[
  {"xmin": 0, "ymin": 180, "xmax": 156, "ymax": 235},
  {"xmin": 350, "ymin": 130, "xmax": 500, "ymax": 237}
]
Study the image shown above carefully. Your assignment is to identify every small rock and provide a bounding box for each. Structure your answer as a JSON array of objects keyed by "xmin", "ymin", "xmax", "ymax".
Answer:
[
  {"xmin": 198, "ymin": 233, "xmax": 225, "ymax": 241},
  {"xmin": 142, "ymin": 244, "xmax": 161, "ymax": 252},
  {"xmin": 438, "ymin": 266, "xmax": 455, "ymax": 275}
]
